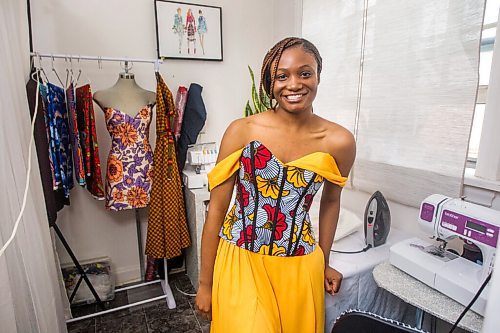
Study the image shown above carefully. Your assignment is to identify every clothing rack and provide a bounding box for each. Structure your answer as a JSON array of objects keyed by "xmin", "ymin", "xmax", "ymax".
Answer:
[
  {"xmin": 31, "ymin": 51, "xmax": 177, "ymax": 323},
  {"xmin": 30, "ymin": 52, "xmax": 163, "ymax": 65}
]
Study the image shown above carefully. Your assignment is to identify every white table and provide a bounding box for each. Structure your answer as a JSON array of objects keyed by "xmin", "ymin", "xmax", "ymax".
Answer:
[
  {"xmin": 373, "ymin": 262, "xmax": 484, "ymax": 333},
  {"xmin": 184, "ymin": 186, "xmax": 210, "ymax": 290},
  {"xmin": 325, "ymin": 227, "xmax": 417, "ymax": 333}
]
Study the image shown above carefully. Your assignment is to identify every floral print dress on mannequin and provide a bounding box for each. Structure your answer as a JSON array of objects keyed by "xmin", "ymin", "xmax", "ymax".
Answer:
[{"xmin": 104, "ymin": 105, "xmax": 153, "ymax": 211}]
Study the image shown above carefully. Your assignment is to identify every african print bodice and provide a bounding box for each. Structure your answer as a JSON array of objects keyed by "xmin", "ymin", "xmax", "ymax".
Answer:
[{"xmin": 208, "ymin": 140, "xmax": 347, "ymax": 257}]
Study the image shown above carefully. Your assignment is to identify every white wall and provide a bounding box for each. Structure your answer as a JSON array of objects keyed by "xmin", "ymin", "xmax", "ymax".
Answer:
[{"xmin": 31, "ymin": 0, "xmax": 302, "ymax": 284}]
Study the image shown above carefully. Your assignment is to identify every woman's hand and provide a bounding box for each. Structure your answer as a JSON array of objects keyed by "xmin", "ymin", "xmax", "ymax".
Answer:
[
  {"xmin": 324, "ymin": 265, "xmax": 343, "ymax": 295},
  {"xmin": 195, "ymin": 284, "xmax": 212, "ymax": 321}
]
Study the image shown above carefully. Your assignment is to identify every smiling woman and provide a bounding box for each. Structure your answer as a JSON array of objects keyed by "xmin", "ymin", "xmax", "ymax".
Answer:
[{"xmin": 195, "ymin": 37, "xmax": 356, "ymax": 333}]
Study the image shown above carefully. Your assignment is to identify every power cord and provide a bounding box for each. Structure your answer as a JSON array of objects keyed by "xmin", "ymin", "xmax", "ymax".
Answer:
[
  {"xmin": 331, "ymin": 245, "xmax": 371, "ymax": 254},
  {"xmin": 175, "ymin": 284, "xmax": 196, "ymax": 297},
  {"xmin": 449, "ymin": 271, "xmax": 492, "ymax": 333}
]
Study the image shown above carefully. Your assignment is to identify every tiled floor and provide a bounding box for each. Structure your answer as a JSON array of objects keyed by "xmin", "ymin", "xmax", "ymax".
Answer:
[{"xmin": 67, "ymin": 272, "xmax": 210, "ymax": 333}]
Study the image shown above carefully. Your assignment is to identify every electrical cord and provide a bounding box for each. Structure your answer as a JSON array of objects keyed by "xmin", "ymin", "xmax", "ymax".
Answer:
[
  {"xmin": 331, "ymin": 245, "xmax": 372, "ymax": 254},
  {"xmin": 449, "ymin": 271, "xmax": 492, "ymax": 333},
  {"xmin": 0, "ymin": 71, "xmax": 39, "ymax": 258},
  {"xmin": 175, "ymin": 284, "xmax": 196, "ymax": 297}
]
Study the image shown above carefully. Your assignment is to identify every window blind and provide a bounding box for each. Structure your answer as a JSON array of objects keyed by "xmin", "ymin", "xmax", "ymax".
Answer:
[{"xmin": 303, "ymin": 0, "xmax": 485, "ymax": 207}]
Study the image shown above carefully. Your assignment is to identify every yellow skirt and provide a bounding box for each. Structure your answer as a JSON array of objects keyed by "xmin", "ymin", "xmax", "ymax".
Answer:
[{"xmin": 211, "ymin": 239, "xmax": 325, "ymax": 333}]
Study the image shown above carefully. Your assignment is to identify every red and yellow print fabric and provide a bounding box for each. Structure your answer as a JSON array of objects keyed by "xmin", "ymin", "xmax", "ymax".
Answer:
[{"xmin": 208, "ymin": 140, "xmax": 347, "ymax": 257}]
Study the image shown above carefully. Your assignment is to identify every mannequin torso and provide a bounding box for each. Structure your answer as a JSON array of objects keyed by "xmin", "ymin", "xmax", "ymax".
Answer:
[
  {"xmin": 93, "ymin": 73, "xmax": 156, "ymax": 115},
  {"xmin": 96, "ymin": 71, "xmax": 156, "ymax": 211}
]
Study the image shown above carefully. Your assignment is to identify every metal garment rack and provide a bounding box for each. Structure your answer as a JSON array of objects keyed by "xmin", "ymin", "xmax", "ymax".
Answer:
[{"xmin": 31, "ymin": 52, "xmax": 177, "ymax": 323}]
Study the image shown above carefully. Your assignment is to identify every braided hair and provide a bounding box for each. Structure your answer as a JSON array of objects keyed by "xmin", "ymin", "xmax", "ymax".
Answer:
[{"xmin": 259, "ymin": 37, "xmax": 322, "ymax": 109}]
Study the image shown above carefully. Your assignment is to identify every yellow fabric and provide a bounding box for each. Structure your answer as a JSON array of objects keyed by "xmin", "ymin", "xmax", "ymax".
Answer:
[
  {"xmin": 287, "ymin": 152, "xmax": 348, "ymax": 187},
  {"xmin": 207, "ymin": 144, "xmax": 347, "ymax": 191},
  {"xmin": 211, "ymin": 239, "xmax": 325, "ymax": 333},
  {"xmin": 208, "ymin": 147, "xmax": 244, "ymax": 190}
]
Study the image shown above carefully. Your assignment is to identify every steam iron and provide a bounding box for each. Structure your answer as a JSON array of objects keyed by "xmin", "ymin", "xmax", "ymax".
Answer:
[{"xmin": 364, "ymin": 191, "xmax": 391, "ymax": 248}]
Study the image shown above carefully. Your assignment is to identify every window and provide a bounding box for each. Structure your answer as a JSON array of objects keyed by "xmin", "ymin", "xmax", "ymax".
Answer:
[{"xmin": 467, "ymin": 0, "xmax": 500, "ymax": 161}]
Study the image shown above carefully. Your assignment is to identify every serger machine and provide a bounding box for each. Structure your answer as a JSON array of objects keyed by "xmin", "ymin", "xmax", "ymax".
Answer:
[{"xmin": 390, "ymin": 194, "xmax": 500, "ymax": 316}]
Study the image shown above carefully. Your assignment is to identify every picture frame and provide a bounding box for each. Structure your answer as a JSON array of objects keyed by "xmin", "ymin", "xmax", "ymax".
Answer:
[{"xmin": 155, "ymin": 0, "xmax": 223, "ymax": 61}]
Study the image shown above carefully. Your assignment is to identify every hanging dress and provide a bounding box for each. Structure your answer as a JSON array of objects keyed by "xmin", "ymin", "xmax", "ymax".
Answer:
[
  {"xmin": 39, "ymin": 83, "xmax": 57, "ymax": 189},
  {"xmin": 145, "ymin": 72, "xmax": 191, "ymax": 259},
  {"xmin": 26, "ymin": 71, "xmax": 69, "ymax": 224},
  {"xmin": 174, "ymin": 86, "xmax": 188, "ymax": 142},
  {"xmin": 47, "ymin": 83, "xmax": 73, "ymax": 198},
  {"xmin": 207, "ymin": 140, "xmax": 348, "ymax": 333},
  {"xmin": 103, "ymin": 105, "xmax": 153, "ymax": 211},
  {"xmin": 66, "ymin": 83, "xmax": 86, "ymax": 186},
  {"xmin": 76, "ymin": 84, "xmax": 105, "ymax": 199}
]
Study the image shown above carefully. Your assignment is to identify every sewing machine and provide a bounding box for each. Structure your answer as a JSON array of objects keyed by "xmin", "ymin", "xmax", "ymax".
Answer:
[{"xmin": 390, "ymin": 194, "xmax": 499, "ymax": 316}]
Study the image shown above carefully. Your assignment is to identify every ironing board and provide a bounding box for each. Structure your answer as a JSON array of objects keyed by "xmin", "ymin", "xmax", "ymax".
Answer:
[
  {"xmin": 373, "ymin": 262, "xmax": 484, "ymax": 333},
  {"xmin": 324, "ymin": 226, "xmax": 417, "ymax": 333}
]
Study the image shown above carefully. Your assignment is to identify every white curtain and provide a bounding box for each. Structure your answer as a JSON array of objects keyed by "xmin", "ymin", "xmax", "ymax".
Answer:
[
  {"xmin": 303, "ymin": 0, "xmax": 364, "ymax": 133},
  {"xmin": 0, "ymin": 1, "xmax": 67, "ymax": 332},
  {"xmin": 303, "ymin": 0, "xmax": 485, "ymax": 207}
]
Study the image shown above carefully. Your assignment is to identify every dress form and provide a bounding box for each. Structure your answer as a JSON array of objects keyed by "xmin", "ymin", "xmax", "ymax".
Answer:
[
  {"xmin": 94, "ymin": 67, "xmax": 177, "ymax": 309},
  {"xmin": 93, "ymin": 69, "xmax": 156, "ymax": 114}
]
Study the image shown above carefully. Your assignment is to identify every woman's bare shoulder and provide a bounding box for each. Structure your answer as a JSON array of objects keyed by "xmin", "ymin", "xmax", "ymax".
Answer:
[
  {"xmin": 217, "ymin": 111, "xmax": 281, "ymax": 161},
  {"xmin": 315, "ymin": 116, "xmax": 356, "ymax": 174}
]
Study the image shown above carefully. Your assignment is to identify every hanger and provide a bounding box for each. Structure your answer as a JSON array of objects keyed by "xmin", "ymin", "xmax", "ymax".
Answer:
[
  {"xmin": 120, "ymin": 60, "xmax": 134, "ymax": 73},
  {"xmin": 64, "ymin": 56, "xmax": 72, "ymax": 88},
  {"xmin": 31, "ymin": 52, "xmax": 49, "ymax": 85},
  {"xmin": 154, "ymin": 59, "xmax": 160, "ymax": 73},
  {"xmin": 74, "ymin": 55, "xmax": 92, "ymax": 87},
  {"xmin": 51, "ymin": 54, "xmax": 65, "ymax": 87}
]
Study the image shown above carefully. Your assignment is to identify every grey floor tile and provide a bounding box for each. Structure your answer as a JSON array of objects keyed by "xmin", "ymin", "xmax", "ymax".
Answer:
[
  {"xmin": 127, "ymin": 283, "xmax": 165, "ymax": 304},
  {"xmin": 97, "ymin": 307, "xmax": 141, "ymax": 324},
  {"xmin": 67, "ymin": 273, "xmax": 200, "ymax": 333},
  {"xmin": 200, "ymin": 323, "xmax": 211, "ymax": 333},
  {"xmin": 71, "ymin": 303, "xmax": 98, "ymax": 318},
  {"xmin": 67, "ymin": 318, "xmax": 96, "ymax": 333},
  {"xmin": 96, "ymin": 312, "xmax": 148, "ymax": 333},
  {"xmin": 146, "ymin": 309, "xmax": 199, "ymax": 333}
]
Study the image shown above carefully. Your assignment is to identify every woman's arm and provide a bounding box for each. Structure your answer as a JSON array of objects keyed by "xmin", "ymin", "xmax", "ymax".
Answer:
[
  {"xmin": 319, "ymin": 128, "xmax": 356, "ymax": 294},
  {"xmin": 195, "ymin": 119, "xmax": 246, "ymax": 319},
  {"xmin": 198, "ymin": 176, "xmax": 235, "ymax": 287},
  {"xmin": 319, "ymin": 181, "xmax": 342, "ymax": 269}
]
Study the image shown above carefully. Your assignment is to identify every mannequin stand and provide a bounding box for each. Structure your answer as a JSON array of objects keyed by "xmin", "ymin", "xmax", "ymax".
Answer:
[
  {"xmin": 66, "ymin": 209, "xmax": 176, "ymax": 323},
  {"xmin": 135, "ymin": 209, "xmax": 145, "ymax": 279},
  {"xmin": 134, "ymin": 208, "xmax": 176, "ymax": 309}
]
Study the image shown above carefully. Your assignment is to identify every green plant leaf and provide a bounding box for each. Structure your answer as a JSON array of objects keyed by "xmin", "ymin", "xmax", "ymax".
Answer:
[
  {"xmin": 245, "ymin": 100, "xmax": 253, "ymax": 117},
  {"xmin": 248, "ymin": 66, "xmax": 262, "ymax": 113},
  {"xmin": 262, "ymin": 91, "xmax": 271, "ymax": 110},
  {"xmin": 251, "ymin": 84, "xmax": 261, "ymax": 113}
]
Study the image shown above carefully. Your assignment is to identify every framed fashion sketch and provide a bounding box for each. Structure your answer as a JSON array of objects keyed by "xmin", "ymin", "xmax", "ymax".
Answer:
[{"xmin": 155, "ymin": 0, "xmax": 223, "ymax": 61}]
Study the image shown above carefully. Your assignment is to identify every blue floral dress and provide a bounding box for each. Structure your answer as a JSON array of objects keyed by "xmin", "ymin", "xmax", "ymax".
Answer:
[{"xmin": 47, "ymin": 83, "xmax": 73, "ymax": 198}]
